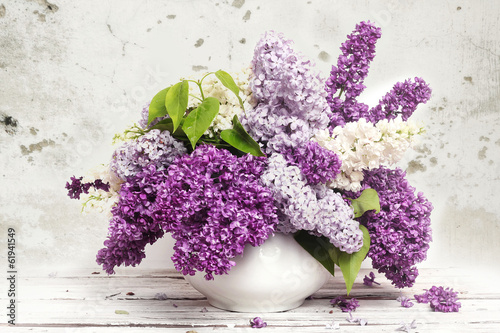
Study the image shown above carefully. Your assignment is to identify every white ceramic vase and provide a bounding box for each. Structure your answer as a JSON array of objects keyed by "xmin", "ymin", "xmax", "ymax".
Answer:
[{"xmin": 184, "ymin": 233, "xmax": 331, "ymax": 312}]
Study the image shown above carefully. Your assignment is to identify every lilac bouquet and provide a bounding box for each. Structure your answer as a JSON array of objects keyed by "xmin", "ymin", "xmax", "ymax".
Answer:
[{"xmin": 66, "ymin": 21, "xmax": 432, "ymax": 292}]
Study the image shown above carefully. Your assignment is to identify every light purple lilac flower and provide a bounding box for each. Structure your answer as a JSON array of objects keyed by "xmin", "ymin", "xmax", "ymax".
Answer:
[
  {"xmin": 397, "ymin": 295, "xmax": 414, "ymax": 308},
  {"xmin": 242, "ymin": 31, "xmax": 331, "ymax": 154},
  {"xmin": 110, "ymin": 129, "xmax": 187, "ymax": 181},
  {"xmin": 346, "ymin": 167, "xmax": 433, "ymax": 288},
  {"xmin": 96, "ymin": 165, "xmax": 166, "ymax": 274},
  {"xmin": 250, "ymin": 317, "xmax": 267, "ymax": 328},
  {"xmin": 330, "ymin": 296, "xmax": 359, "ymax": 312},
  {"xmin": 363, "ymin": 271, "xmax": 380, "ymax": 286},
  {"xmin": 414, "ymin": 286, "xmax": 461, "ymax": 312},
  {"xmin": 283, "ymin": 141, "xmax": 341, "ymax": 185},
  {"xmin": 346, "ymin": 312, "xmax": 367, "ymax": 326},
  {"xmin": 154, "ymin": 145, "xmax": 278, "ymax": 280},
  {"xmin": 65, "ymin": 176, "xmax": 110, "ymax": 200},
  {"xmin": 261, "ymin": 153, "xmax": 363, "ymax": 254},
  {"xmin": 396, "ymin": 320, "xmax": 417, "ymax": 332}
]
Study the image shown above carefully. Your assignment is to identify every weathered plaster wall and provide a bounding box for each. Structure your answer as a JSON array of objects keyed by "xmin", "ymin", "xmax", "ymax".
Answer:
[{"xmin": 1, "ymin": 0, "xmax": 499, "ymax": 275}]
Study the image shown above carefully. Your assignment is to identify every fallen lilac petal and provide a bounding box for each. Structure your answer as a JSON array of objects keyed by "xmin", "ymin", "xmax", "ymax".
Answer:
[
  {"xmin": 396, "ymin": 319, "xmax": 417, "ymax": 332},
  {"xmin": 250, "ymin": 317, "xmax": 267, "ymax": 328},
  {"xmin": 154, "ymin": 292, "xmax": 168, "ymax": 300}
]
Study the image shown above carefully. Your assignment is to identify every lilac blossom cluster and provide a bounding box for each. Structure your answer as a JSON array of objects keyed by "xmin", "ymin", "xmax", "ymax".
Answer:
[
  {"xmin": 326, "ymin": 21, "xmax": 431, "ymax": 128},
  {"xmin": 96, "ymin": 165, "xmax": 166, "ymax": 274},
  {"xmin": 250, "ymin": 317, "xmax": 267, "ymax": 328},
  {"xmin": 326, "ymin": 21, "xmax": 381, "ymax": 128},
  {"xmin": 414, "ymin": 286, "xmax": 461, "ymax": 312},
  {"xmin": 261, "ymin": 154, "xmax": 363, "ymax": 254},
  {"xmin": 66, "ymin": 176, "xmax": 110, "ymax": 200},
  {"xmin": 110, "ymin": 129, "xmax": 187, "ymax": 180},
  {"xmin": 330, "ymin": 296, "xmax": 360, "ymax": 312},
  {"xmin": 348, "ymin": 167, "xmax": 433, "ymax": 288},
  {"xmin": 283, "ymin": 141, "xmax": 341, "ymax": 185},
  {"xmin": 242, "ymin": 31, "xmax": 331, "ymax": 154},
  {"xmin": 370, "ymin": 77, "xmax": 432, "ymax": 122},
  {"xmin": 154, "ymin": 145, "xmax": 279, "ymax": 280}
]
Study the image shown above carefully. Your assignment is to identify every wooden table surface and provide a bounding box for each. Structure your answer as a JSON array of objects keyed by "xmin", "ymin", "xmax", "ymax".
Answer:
[{"xmin": 3, "ymin": 268, "xmax": 499, "ymax": 332}]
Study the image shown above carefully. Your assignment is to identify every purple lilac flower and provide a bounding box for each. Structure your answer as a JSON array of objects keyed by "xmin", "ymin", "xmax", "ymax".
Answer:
[
  {"xmin": 250, "ymin": 317, "xmax": 267, "ymax": 328},
  {"xmin": 414, "ymin": 286, "xmax": 461, "ymax": 312},
  {"xmin": 65, "ymin": 176, "xmax": 92, "ymax": 199},
  {"xmin": 110, "ymin": 129, "xmax": 187, "ymax": 181},
  {"xmin": 363, "ymin": 271, "xmax": 380, "ymax": 286},
  {"xmin": 283, "ymin": 141, "xmax": 341, "ymax": 185},
  {"xmin": 397, "ymin": 295, "xmax": 414, "ymax": 308},
  {"xmin": 96, "ymin": 165, "xmax": 166, "ymax": 274},
  {"xmin": 347, "ymin": 167, "xmax": 433, "ymax": 288},
  {"xmin": 369, "ymin": 77, "xmax": 432, "ymax": 122},
  {"xmin": 326, "ymin": 21, "xmax": 381, "ymax": 128},
  {"xmin": 242, "ymin": 31, "xmax": 331, "ymax": 154},
  {"xmin": 154, "ymin": 145, "xmax": 279, "ymax": 280},
  {"xmin": 330, "ymin": 296, "xmax": 359, "ymax": 312},
  {"xmin": 65, "ymin": 176, "xmax": 110, "ymax": 200},
  {"xmin": 261, "ymin": 154, "xmax": 363, "ymax": 254}
]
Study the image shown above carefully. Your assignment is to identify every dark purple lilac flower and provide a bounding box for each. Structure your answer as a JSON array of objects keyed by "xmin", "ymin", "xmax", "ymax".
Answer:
[
  {"xmin": 154, "ymin": 144, "xmax": 279, "ymax": 280},
  {"xmin": 326, "ymin": 21, "xmax": 381, "ymax": 128},
  {"xmin": 250, "ymin": 317, "xmax": 267, "ymax": 328},
  {"xmin": 363, "ymin": 271, "xmax": 380, "ymax": 286},
  {"xmin": 65, "ymin": 176, "xmax": 91, "ymax": 199},
  {"xmin": 283, "ymin": 141, "xmax": 341, "ymax": 185},
  {"xmin": 369, "ymin": 77, "xmax": 432, "ymax": 122},
  {"xmin": 347, "ymin": 167, "xmax": 433, "ymax": 288},
  {"xmin": 66, "ymin": 176, "xmax": 110, "ymax": 199},
  {"xmin": 414, "ymin": 286, "xmax": 461, "ymax": 312},
  {"xmin": 326, "ymin": 22, "xmax": 432, "ymax": 129},
  {"xmin": 397, "ymin": 295, "xmax": 414, "ymax": 308},
  {"xmin": 96, "ymin": 165, "xmax": 167, "ymax": 274},
  {"xmin": 330, "ymin": 296, "xmax": 359, "ymax": 312}
]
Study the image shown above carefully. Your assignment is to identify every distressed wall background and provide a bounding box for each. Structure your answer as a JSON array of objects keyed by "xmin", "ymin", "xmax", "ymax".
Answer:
[{"xmin": 1, "ymin": 0, "xmax": 499, "ymax": 276}]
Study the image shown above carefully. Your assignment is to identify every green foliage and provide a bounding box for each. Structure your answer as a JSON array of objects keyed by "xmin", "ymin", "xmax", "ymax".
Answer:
[
  {"xmin": 293, "ymin": 231, "xmax": 336, "ymax": 276},
  {"xmin": 148, "ymin": 87, "xmax": 170, "ymax": 125},
  {"xmin": 348, "ymin": 188, "xmax": 380, "ymax": 218},
  {"xmin": 165, "ymin": 81, "xmax": 189, "ymax": 132},
  {"xmin": 333, "ymin": 225, "xmax": 371, "ymax": 294},
  {"xmin": 294, "ymin": 225, "xmax": 371, "ymax": 295},
  {"xmin": 145, "ymin": 70, "xmax": 262, "ymax": 155},
  {"xmin": 220, "ymin": 116, "xmax": 264, "ymax": 157},
  {"xmin": 215, "ymin": 70, "xmax": 244, "ymax": 109},
  {"xmin": 183, "ymin": 97, "xmax": 220, "ymax": 149}
]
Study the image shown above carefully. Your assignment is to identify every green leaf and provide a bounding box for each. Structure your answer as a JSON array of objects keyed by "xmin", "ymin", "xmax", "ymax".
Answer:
[
  {"xmin": 220, "ymin": 115, "xmax": 265, "ymax": 157},
  {"xmin": 348, "ymin": 188, "xmax": 380, "ymax": 218},
  {"xmin": 182, "ymin": 97, "xmax": 220, "ymax": 149},
  {"xmin": 215, "ymin": 70, "xmax": 244, "ymax": 109},
  {"xmin": 336, "ymin": 225, "xmax": 371, "ymax": 295},
  {"xmin": 148, "ymin": 87, "xmax": 170, "ymax": 125},
  {"xmin": 293, "ymin": 231, "xmax": 336, "ymax": 277},
  {"xmin": 148, "ymin": 118, "xmax": 187, "ymax": 138},
  {"xmin": 165, "ymin": 80, "xmax": 189, "ymax": 132}
]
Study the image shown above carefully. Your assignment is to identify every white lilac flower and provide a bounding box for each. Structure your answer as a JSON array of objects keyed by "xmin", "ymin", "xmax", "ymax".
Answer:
[
  {"xmin": 80, "ymin": 164, "xmax": 122, "ymax": 217},
  {"xmin": 261, "ymin": 153, "xmax": 363, "ymax": 253},
  {"xmin": 184, "ymin": 67, "xmax": 254, "ymax": 136},
  {"xmin": 314, "ymin": 118, "xmax": 424, "ymax": 191}
]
